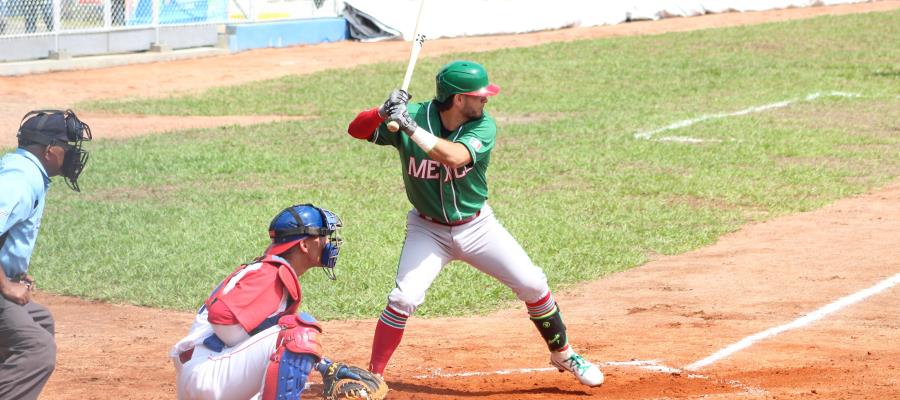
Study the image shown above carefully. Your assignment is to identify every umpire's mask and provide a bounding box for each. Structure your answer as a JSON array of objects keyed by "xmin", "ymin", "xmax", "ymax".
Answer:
[{"xmin": 17, "ymin": 109, "xmax": 93, "ymax": 192}]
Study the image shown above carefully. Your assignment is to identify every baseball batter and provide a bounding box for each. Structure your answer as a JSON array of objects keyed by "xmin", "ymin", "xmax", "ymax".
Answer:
[
  {"xmin": 346, "ymin": 60, "xmax": 603, "ymax": 386},
  {"xmin": 171, "ymin": 204, "xmax": 344, "ymax": 399}
]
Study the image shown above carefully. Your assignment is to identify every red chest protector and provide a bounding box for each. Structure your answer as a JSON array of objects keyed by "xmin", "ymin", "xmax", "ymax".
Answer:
[{"xmin": 204, "ymin": 255, "xmax": 303, "ymax": 333}]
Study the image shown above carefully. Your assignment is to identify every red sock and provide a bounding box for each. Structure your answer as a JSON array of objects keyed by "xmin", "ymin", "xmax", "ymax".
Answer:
[
  {"xmin": 368, "ymin": 306, "xmax": 408, "ymax": 374},
  {"xmin": 526, "ymin": 291, "xmax": 555, "ymax": 318}
]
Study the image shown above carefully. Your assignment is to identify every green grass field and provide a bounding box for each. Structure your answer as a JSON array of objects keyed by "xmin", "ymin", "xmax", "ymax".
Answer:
[{"xmin": 17, "ymin": 11, "xmax": 900, "ymax": 319}]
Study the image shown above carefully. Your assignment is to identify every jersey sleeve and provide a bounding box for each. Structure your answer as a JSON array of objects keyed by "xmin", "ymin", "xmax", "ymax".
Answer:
[
  {"xmin": 370, "ymin": 122, "xmax": 402, "ymax": 147},
  {"xmin": 347, "ymin": 106, "xmax": 400, "ymax": 147},
  {"xmin": 207, "ymin": 266, "xmax": 285, "ymax": 333},
  {"xmin": 455, "ymin": 116, "xmax": 496, "ymax": 166},
  {"xmin": 0, "ymin": 173, "xmax": 32, "ymax": 236},
  {"xmin": 210, "ymin": 322, "xmax": 251, "ymax": 347},
  {"xmin": 370, "ymin": 127, "xmax": 397, "ymax": 147},
  {"xmin": 206, "ymin": 295, "xmax": 240, "ymax": 325},
  {"xmin": 348, "ymin": 107, "xmax": 384, "ymax": 140}
]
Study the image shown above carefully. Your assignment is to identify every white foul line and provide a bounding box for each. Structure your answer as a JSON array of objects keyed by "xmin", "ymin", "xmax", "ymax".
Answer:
[
  {"xmin": 412, "ymin": 360, "xmax": 675, "ymax": 379},
  {"xmin": 412, "ymin": 366, "xmax": 555, "ymax": 379},
  {"xmin": 685, "ymin": 273, "xmax": 900, "ymax": 371},
  {"xmin": 413, "ymin": 359, "xmax": 767, "ymax": 396},
  {"xmin": 634, "ymin": 91, "xmax": 860, "ymax": 142}
]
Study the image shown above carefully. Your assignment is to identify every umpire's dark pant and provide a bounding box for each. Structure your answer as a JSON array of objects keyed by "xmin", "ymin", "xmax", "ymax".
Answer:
[{"xmin": 0, "ymin": 296, "xmax": 56, "ymax": 400}]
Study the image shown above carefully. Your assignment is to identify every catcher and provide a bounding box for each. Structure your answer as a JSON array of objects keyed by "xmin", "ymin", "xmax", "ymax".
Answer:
[{"xmin": 170, "ymin": 204, "xmax": 387, "ymax": 400}]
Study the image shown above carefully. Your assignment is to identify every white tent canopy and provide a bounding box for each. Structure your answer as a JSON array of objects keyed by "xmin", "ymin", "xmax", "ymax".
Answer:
[{"xmin": 343, "ymin": 0, "xmax": 870, "ymax": 41}]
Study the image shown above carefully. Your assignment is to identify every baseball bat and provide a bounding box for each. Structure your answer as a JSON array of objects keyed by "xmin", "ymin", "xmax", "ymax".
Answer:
[{"xmin": 387, "ymin": 0, "xmax": 427, "ymax": 133}]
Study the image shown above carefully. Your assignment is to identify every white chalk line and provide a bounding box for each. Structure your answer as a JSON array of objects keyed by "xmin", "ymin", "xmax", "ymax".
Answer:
[
  {"xmin": 413, "ymin": 359, "xmax": 767, "ymax": 397},
  {"xmin": 685, "ymin": 272, "xmax": 900, "ymax": 371},
  {"xmin": 634, "ymin": 91, "xmax": 861, "ymax": 143},
  {"xmin": 413, "ymin": 366, "xmax": 555, "ymax": 378},
  {"xmin": 405, "ymin": 271, "xmax": 897, "ymax": 395},
  {"xmin": 411, "ymin": 359, "xmax": 670, "ymax": 379}
]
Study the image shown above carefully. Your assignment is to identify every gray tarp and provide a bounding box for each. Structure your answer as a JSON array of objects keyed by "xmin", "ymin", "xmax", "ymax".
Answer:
[{"xmin": 341, "ymin": 0, "xmax": 871, "ymax": 42}]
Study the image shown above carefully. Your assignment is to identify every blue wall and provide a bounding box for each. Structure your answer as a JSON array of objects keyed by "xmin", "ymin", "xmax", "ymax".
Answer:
[
  {"xmin": 226, "ymin": 18, "xmax": 349, "ymax": 53},
  {"xmin": 130, "ymin": 0, "xmax": 228, "ymax": 25}
]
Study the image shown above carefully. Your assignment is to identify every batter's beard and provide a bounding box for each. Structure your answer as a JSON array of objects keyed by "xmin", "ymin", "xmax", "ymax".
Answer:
[{"xmin": 464, "ymin": 107, "xmax": 484, "ymax": 120}]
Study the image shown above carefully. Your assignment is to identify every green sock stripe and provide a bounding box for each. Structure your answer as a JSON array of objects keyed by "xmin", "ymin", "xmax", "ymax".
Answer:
[
  {"xmin": 379, "ymin": 314, "xmax": 406, "ymax": 329},
  {"xmin": 529, "ymin": 306, "xmax": 559, "ymax": 321}
]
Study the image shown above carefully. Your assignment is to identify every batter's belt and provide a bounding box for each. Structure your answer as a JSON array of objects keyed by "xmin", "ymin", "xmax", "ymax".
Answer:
[{"xmin": 418, "ymin": 210, "xmax": 481, "ymax": 226}]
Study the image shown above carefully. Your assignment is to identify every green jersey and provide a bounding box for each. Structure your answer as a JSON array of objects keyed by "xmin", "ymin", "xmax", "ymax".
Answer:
[{"xmin": 370, "ymin": 100, "xmax": 495, "ymax": 224}]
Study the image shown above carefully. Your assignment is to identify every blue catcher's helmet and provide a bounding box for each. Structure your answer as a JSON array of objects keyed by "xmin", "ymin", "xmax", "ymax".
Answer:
[{"xmin": 266, "ymin": 204, "xmax": 343, "ymax": 279}]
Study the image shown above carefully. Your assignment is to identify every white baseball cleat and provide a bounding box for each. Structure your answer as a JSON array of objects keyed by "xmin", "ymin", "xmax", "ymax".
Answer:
[{"xmin": 550, "ymin": 348, "xmax": 604, "ymax": 387}]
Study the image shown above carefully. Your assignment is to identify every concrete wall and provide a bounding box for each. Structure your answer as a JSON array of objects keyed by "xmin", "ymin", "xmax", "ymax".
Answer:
[
  {"xmin": 225, "ymin": 17, "xmax": 347, "ymax": 52},
  {"xmin": 0, "ymin": 17, "xmax": 347, "ymax": 63},
  {"xmin": 0, "ymin": 24, "xmax": 219, "ymax": 62}
]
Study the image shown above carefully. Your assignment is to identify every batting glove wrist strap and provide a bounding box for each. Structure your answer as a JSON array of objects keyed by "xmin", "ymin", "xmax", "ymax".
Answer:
[
  {"xmin": 379, "ymin": 89, "xmax": 411, "ymax": 118},
  {"xmin": 409, "ymin": 126, "xmax": 438, "ymax": 153}
]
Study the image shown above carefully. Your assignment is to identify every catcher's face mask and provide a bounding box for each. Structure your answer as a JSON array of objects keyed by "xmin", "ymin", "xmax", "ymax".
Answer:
[
  {"xmin": 17, "ymin": 109, "xmax": 93, "ymax": 192},
  {"xmin": 315, "ymin": 208, "xmax": 343, "ymax": 275},
  {"xmin": 269, "ymin": 204, "xmax": 343, "ymax": 280}
]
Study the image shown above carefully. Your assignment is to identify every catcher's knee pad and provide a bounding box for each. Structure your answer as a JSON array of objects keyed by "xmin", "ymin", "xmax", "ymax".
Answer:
[
  {"xmin": 279, "ymin": 312, "xmax": 324, "ymax": 357},
  {"xmin": 261, "ymin": 313, "xmax": 323, "ymax": 400},
  {"xmin": 262, "ymin": 351, "xmax": 317, "ymax": 400},
  {"xmin": 530, "ymin": 305, "xmax": 568, "ymax": 352}
]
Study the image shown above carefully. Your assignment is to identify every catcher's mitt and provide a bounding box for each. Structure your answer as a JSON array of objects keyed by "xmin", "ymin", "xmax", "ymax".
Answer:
[{"xmin": 319, "ymin": 360, "xmax": 388, "ymax": 400}]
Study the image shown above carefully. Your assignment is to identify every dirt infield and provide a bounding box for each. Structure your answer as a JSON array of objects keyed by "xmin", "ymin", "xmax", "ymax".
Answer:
[
  {"xmin": 4, "ymin": 1, "xmax": 899, "ymax": 399},
  {"xmin": 35, "ymin": 180, "xmax": 900, "ymax": 399}
]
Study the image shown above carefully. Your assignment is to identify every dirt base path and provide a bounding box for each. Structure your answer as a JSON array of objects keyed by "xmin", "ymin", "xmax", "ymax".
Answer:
[{"xmin": 3, "ymin": 1, "xmax": 897, "ymax": 399}]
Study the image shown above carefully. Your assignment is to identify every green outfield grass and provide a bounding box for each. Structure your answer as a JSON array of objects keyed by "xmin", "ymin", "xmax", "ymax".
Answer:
[{"xmin": 16, "ymin": 10, "xmax": 900, "ymax": 318}]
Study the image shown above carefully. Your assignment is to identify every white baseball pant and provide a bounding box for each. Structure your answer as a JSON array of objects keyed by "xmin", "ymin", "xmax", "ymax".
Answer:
[
  {"xmin": 388, "ymin": 203, "xmax": 550, "ymax": 315},
  {"xmin": 173, "ymin": 325, "xmax": 281, "ymax": 400}
]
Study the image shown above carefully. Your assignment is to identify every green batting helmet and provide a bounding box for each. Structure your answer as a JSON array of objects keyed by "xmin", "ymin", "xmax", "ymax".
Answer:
[{"xmin": 434, "ymin": 60, "xmax": 501, "ymax": 102}]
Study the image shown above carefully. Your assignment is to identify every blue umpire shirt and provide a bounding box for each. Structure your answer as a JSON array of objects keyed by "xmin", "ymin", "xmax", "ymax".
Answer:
[{"xmin": 0, "ymin": 148, "xmax": 50, "ymax": 279}]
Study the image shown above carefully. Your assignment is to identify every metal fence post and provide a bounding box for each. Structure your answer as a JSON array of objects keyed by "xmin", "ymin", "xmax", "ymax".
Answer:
[
  {"xmin": 53, "ymin": 0, "xmax": 61, "ymax": 52},
  {"xmin": 152, "ymin": 0, "xmax": 159, "ymax": 44},
  {"xmin": 104, "ymin": 0, "xmax": 112, "ymax": 28}
]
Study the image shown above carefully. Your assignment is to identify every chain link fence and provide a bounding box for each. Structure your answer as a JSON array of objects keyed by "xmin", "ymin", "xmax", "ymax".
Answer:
[
  {"xmin": 0, "ymin": 0, "xmax": 342, "ymax": 62},
  {"xmin": 0, "ymin": 0, "xmax": 340, "ymax": 37},
  {"xmin": 0, "ymin": 0, "xmax": 231, "ymax": 36}
]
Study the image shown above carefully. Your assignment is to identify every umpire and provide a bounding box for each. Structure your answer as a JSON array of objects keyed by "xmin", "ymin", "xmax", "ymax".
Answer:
[{"xmin": 0, "ymin": 110, "xmax": 92, "ymax": 400}]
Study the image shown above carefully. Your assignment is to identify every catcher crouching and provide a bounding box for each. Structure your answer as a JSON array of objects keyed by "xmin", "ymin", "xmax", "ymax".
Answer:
[{"xmin": 170, "ymin": 204, "xmax": 387, "ymax": 399}]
